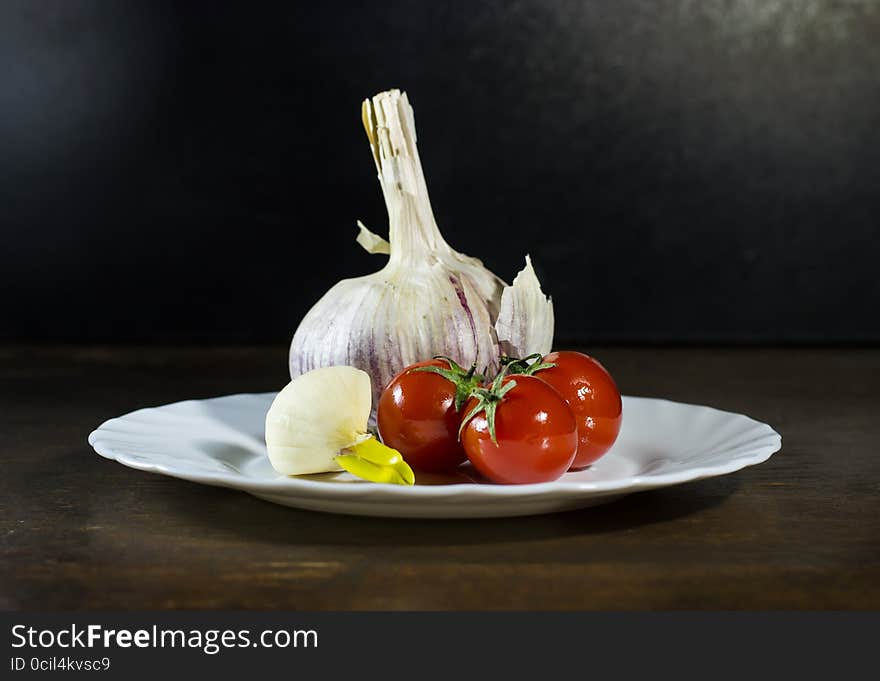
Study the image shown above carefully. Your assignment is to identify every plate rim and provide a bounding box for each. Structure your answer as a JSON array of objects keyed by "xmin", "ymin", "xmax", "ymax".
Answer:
[{"xmin": 88, "ymin": 393, "xmax": 782, "ymax": 499}]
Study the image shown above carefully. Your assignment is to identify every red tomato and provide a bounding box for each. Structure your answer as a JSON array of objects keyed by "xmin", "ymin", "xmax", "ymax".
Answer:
[
  {"xmin": 536, "ymin": 351, "xmax": 622, "ymax": 469},
  {"xmin": 460, "ymin": 375, "xmax": 577, "ymax": 484},
  {"xmin": 377, "ymin": 359, "xmax": 471, "ymax": 473}
]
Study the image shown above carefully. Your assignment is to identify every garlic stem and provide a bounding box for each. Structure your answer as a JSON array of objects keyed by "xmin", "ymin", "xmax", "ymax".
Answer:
[{"xmin": 362, "ymin": 90, "xmax": 448, "ymax": 265}]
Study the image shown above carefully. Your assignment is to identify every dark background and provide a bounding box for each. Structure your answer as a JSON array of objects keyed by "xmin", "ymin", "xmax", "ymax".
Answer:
[{"xmin": 1, "ymin": 0, "xmax": 878, "ymax": 344}]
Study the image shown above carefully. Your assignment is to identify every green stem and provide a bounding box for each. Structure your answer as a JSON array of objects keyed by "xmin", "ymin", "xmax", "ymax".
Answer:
[
  {"xmin": 499, "ymin": 353, "xmax": 556, "ymax": 376},
  {"xmin": 457, "ymin": 366, "xmax": 517, "ymax": 444},
  {"xmin": 409, "ymin": 356, "xmax": 484, "ymax": 412}
]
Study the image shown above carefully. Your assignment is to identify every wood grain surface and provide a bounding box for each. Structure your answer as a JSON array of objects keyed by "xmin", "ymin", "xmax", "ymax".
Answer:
[{"xmin": 1, "ymin": 345, "xmax": 878, "ymax": 610}]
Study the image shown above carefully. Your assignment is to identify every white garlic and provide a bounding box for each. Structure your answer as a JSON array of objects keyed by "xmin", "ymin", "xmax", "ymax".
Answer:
[{"xmin": 289, "ymin": 89, "xmax": 554, "ymax": 419}]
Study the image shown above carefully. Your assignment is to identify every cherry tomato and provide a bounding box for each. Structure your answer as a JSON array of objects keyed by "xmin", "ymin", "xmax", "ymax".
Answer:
[
  {"xmin": 377, "ymin": 359, "xmax": 473, "ymax": 473},
  {"xmin": 460, "ymin": 375, "xmax": 577, "ymax": 484},
  {"xmin": 536, "ymin": 351, "xmax": 622, "ymax": 470}
]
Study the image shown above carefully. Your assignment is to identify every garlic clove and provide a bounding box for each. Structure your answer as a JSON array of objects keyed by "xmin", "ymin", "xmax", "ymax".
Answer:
[
  {"xmin": 495, "ymin": 255, "xmax": 555, "ymax": 358},
  {"xmin": 265, "ymin": 365, "xmax": 371, "ymax": 475}
]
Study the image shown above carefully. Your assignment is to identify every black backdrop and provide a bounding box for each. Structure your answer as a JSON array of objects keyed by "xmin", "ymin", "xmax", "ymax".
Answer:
[{"xmin": 2, "ymin": 1, "xmax": 878, "ymax": 343}]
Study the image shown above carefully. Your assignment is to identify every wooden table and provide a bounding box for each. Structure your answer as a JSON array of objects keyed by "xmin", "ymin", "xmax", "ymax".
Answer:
[{"xmin": 2, "ymin": 345, "xmax": 878, "ymax": 610}]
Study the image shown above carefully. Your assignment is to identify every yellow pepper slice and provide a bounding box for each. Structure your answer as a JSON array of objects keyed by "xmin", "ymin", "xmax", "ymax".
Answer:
[
  {"xmin": 336, "ymin": 437, "xmax": 415, "ymax": 486},
  {"xmin": 346, "ymin": 436, "xmax": 402, "ymax": 466}
]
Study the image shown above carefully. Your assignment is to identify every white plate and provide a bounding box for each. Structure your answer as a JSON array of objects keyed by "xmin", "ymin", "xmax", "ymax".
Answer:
[{"xmin": 88, "ymin": 393, "xmax": 781, "ymax": 518}]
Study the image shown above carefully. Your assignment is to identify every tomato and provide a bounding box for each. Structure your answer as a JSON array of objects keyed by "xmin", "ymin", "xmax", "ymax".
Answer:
[
  {"xmin": 533, "ymin": 351, "xmax": 622, "ymax": 469},
  {"xmin": 460, "ymin": 374, "xmax": 577, "ymax": 484},
  {"xmin": 377, "ymin": 358, "xmax": 478, "ymax": 473}
]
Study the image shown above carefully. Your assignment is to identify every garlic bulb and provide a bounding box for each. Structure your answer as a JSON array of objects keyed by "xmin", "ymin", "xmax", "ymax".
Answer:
[
  {"xmin": 265, "ymin": 365, "xmax": 414, "ymax": 484},
  {"xmin": 289, "ymin": 89, "xmax": 554, "ymax": 419}
]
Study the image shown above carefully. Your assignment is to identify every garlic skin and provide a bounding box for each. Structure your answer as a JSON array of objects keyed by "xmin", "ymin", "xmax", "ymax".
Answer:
[
  {"xmin": 495, "ymin": 255, "xmax": 555, "ymax": 359},
  {"xmin": 355, "ymin": 220, "xmax": 390, "ymax": 255},
  {"xmin": 289, "ymin": 89, "xmax": 554, "ymax": 417},
  {"xmin": 265, "ymin": 365, "xmax": 371, "ymax": 475}
]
